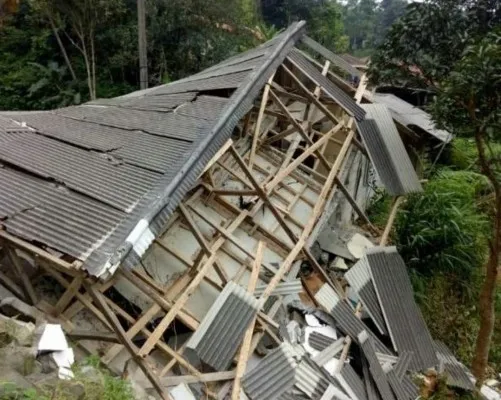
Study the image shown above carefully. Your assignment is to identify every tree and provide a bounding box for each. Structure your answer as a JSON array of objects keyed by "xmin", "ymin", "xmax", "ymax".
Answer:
[
  {"xmin": 50, "ymin": 0, "xmax": 126, "ymax": 99},
  {"xmin": 369, "ymin": 0, "xmax": 501, "ymax": 383},
  {"xmin": 431, "ymin": 30, "xmax": 501, "ymax": 383},
  {"xmin": 342, "ymin": 0, "xmax": 378, "ymax": 51},
  {"xmin": 376, "ymin": 0, "xmax": 408, "ymax": 42},
  {"xmin": 368, "ymin": 0, "xmax": 500, "ymax": 91}
]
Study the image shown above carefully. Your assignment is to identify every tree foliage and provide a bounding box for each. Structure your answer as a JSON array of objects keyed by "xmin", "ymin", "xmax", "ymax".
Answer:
[{"xmin": 368, "ymin": 0, "xmax": 501, "ymax": 90}]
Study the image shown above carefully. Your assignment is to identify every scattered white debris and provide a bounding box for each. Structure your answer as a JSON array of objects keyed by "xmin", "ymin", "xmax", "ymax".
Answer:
[
  {"xmin": 334, "ymin": 257, "xmax": 348, "ymax": 270},
  {"xmin": 37, "ymin": 324, "xmax": 74, "ymax": 379},
  {"xmin": 305, "ymin": 314, "xmax": 322, "ymax": 327},
  {"xmin": 347, "ymin": 233, "xmax": 374, "ymax": 259},
  {"xmin": 482, "ymin": 384, "xmax": 501, "ymax": 400},
  {"xmin": 170, "ymin": 383, "xmax": 196, "ymax": 400},
  {"xmin": 286, "ymin": 321, "xmax": 302, "ymax": 344}
]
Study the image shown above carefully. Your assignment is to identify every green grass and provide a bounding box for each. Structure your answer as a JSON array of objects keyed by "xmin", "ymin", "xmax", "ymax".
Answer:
[{"xmin": 0, "ymin": 356, "xmax": 134, "ymax": 400}]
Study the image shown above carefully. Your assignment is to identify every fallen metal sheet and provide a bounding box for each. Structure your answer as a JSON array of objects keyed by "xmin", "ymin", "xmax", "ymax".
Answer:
[
  {"xmin": 335, "ymin": 363, "xmax": 368, "ymax": 400},
  {"xmin": 401, "ymin": 376, "xmax": 420, "ymax": 400},
  {"xmin": 308, "ymin": 331, "xmax": 336, "ymax": 352},
  {"xmin": 311, "ymin": 338, "xmax": 345, "ymax": 367},
  {"xmin": 434, "ymin": 340, "xmax": 475, "ymax": 391},
  {"xmin": 254, "ymin": 279, "xmax": 303, "ymax": 297},
  {"xmin": 362, "ymin": 357, "xmax": 381, "ymax": 400},
  {"xmin": 295, "ymin": 359, "xmax": 331, "ymax": 399},
  {"xmin": 315, "ymin": 284, "xmax": 392, "ymax": 355},
  {"xmin": 320, "ymin": 384, "xmax": 353, "ymax": 400},
  {"xmin": 358, "ymin": 330, "xmax": 396, "ymax": 400},
  {"xmin": 394, "ymin": 351, "xmax": 414, "ymax": 382},
  {"xmin": 387, "ymin": 369, "xmax": 411, "ymax": 400},
  {"xmin": 368, "ymin": 247, "xmax": 437, "ymax": 371},
  {"xmin": 287, "ymin": 49, "xmax": 366, "ymax": 121},
  {"xmin": 345, "ymin": 256, "xmax": 387, "ymax": 335},
  {"xmin": 357, "ymin": 105, "xmax": 422, "ymax": 196},
  {"xmin": 374, "ymin": 93, "xmax": 451, "ymax": 143},
  {"xmin": 186, "ymin": 281, "xmax": 260, "ymax": 371},
  {"xmin": 243, "ymin": 342, "xmax": 300, "ymax": 400}
]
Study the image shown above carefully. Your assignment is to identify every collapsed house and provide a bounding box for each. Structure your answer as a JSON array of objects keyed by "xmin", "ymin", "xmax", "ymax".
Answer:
[{"xmin": 0, "ymin": 21, "xmax": 475, "ymax": 400}]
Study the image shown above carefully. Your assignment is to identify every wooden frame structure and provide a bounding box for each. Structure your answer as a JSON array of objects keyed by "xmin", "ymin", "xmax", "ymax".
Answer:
[{"xmin": 0, "ymin": 57, "xmax": 386, "ymax": 400}]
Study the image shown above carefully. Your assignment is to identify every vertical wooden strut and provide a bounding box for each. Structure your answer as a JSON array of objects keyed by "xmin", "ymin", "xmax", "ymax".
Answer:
[
  {"xmin": 231, "ymin": 241, "xmax": 265, "ymax": 400},
  {"xmin": 83, "ymin": 281, "xmax": 172, "ymax": 400}
]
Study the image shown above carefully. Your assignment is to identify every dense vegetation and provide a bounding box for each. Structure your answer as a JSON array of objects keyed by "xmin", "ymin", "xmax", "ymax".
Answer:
[{"xmin": 0, "ymin": 0, "xmax": 408, "ymax": 111}]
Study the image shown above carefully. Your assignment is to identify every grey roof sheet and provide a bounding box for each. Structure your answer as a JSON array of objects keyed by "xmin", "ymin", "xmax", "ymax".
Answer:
[
  {"xmin": 358, "ymin": 105, "xmax": 422, "ymax": 195},
  {"xmin": 0, "ymin": 166, "xmax": 126, "ymax": 260},
  {"xmin": 374, "ymin": 93, "xmax": 451, "ymax": 143},
  {"xmin": 394, "ymin": 352, "xmax": 414, "ymax": 382},
  {"xmin": 368, "ymin": 247, "xmax": 437, "ymax": 371},
  {"xmin": 387, "ymin": 369, "xmax": 411, "ymax": 400},
  {"xmin": 287, "ymin": 49, "xmax": 366, "ymax": 120},
  {"xmin": 359, "ymin": 330, "xmax": 396, "ymax": 400},
  {"xmin": 362, "ymin": 357, "xmax": 382, "ymax": 400},
  {"xmin": 186, "ymin": 281, "xmax": 260, "ymax": 371},
  {"xmin": 295, "ymin": 359, "xmax": 331, "ymax": 399},
  {"xmin": 336, "ymin": 363, "xmax": 368, "ymax": 400},
  {"xmin": 0, "ymin": 21, "xmax": 307, "ymax": 275},
  {"xmin": 345, "ymin": 256, "xmax": 387, "ymax": 335},
  {"xmin": 308, "ymin": 331, "xmax": 336, "ymax": 352},
  {"xmin": 311, "ymin": 337, "xmax": 345, "ymax": 367},
  {"xmin": 301, "ymin": 36, "xmax": 361, "ymax": 77},
  {"xmin": 254, "ymin": 279, "xmax": 303, "ymax": 297},
  {"xmin": 315, "ymin": 284, "xmax": 392, "ymax": 355},
  {"xmin": 434, "ymin": 340, "xmax": 475, "ymax": 391},
  {"xmin": 243, "ymin": 342, "xmax": 299, "ymax": 400}
]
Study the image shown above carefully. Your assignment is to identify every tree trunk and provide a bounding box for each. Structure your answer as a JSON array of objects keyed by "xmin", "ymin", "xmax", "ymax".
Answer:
[
  {"xmin": 471, "ymin": 130, "xmax": 501, "ymax": 384},
  {"xmin": 48, "ymin": 16, "xmax": 77, "ymax": 81},
  {"xmin": 90, "ymin": 27, "xmax": 96, "ymax": 99}
]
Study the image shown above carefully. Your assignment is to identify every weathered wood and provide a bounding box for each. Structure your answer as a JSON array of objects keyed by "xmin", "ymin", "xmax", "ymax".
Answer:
[
  {"xmin": 231, "ymin": 242, "xmax": 265, "ymax": 400},
  {"xmin": 200, "ymin": 139, "xmax": 233, "ymax": 177},
  {"xmin": 5, "ymin": 245, "xmax": 38, "ymax": 305},
  {"xmin": 210, "ymin": 189, "xmax": 258, "ymax": 196},
  {"xmin": 178, "ymin": 203, "xmax": 211, "ymax": 255},
  {"xmin": 249, "ymin": 74, "xmax": 275, "ymax": 170},
  {"xmin": 137, "ymin": 211, "xmax": 248, "ymax": 357},
  {"xmin": 161, "ymin": 371, "xmax": 236, "ymax": 387},
  {"xmin": 380, "ymin": 196, "xmax": 404, "ymax": 246},
  {"xmin": 67, "ymin": 330, "xmax": 120, "ymax": 343},
  {"xmin": 54, "ymin": 274, "xmax": 83, "ymax": 315},
  {"xmin": 0, "ymin": 270, "xmax": 25, "ymax": 300},
  {"xmin": 83, "ymin": 281, "xmax": 172, "ymax": 400}
]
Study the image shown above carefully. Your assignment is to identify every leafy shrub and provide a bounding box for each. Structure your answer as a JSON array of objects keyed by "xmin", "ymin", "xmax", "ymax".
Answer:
[{"xmin": 396, "ymin": 169, "xmax": 489, "ymax": 280}]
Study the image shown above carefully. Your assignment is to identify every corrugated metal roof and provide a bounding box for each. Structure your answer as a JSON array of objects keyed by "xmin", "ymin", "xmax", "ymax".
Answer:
[
  {"xmin": 311, "ymin": 337, "xmax": 345, "ymax": 367},
  {"xmin": 358, "ymin": 330, "xmax": 396, "ymax": 400},
  {"xmin": 308, "ymin": 331, "xmax": 335, "ymax": 352},
  {"xmin": 0, "ymin": 166, "xmax": 126, "ymax": 261},
  {"xmin": 243, "ymin": 342, "xmax": 299, "ymax": 400},
  {"xmin": 401, "ymin": 376, "xmax": 419, "ymax": 400},
  {"xmin": 434, "ymin": 341, "xmax": 475, "ymax": 391},
  {"xmin": 335, "ymin": 363, "xmax": 367, "ymax": 400},
  {"xmin": 368, "ymin": 247, "xmax": 437, "ymax": 371},
  {"xmin": 0, "ymin": 131, "xmax": 160, "ymax": 212},
  {"xmin": 374, "ymin": 93, "xmax": 451, "ymax": 143},
  {"xmin": 314, "ymin": 285, "xmax": 392, "ymax": 355},
  {"xmin": 386, "ymin": 369, "xmax": 410, "ymax": 400},
  {"xmin": 362, "ymin": 357, "xmax": 381, "ymax": 400},
  {"xmin": 358, "ymin": 105, "xmax": 422, "ymax": 195},
  {"xmin": 345, "ymin": 256, "xmax": 387, "ymax": 335},
  {"xmin": 301, "ymin": 36, "xmax": 361, "ymax": 77},
  {"xmin": 287, "ymin": 49, "xmax": 366, "ymax": 120},
  {"xmin": 254, "ymin": 279, "xmax": 303, "ymax": 297},
  {"xmin": 295, "ymin": 359, "xmax": 330, "ymax": 399},
  {"xmin": 186, "ymin": 281, "xmax": 260, "ymax": 371},
  {"xmin": 0, "ymin": 21, "xmax": 307, "ymax": 275},
  {"xmin": 394, "ymin": 351, "xmax": 413, "ymax": 381}
]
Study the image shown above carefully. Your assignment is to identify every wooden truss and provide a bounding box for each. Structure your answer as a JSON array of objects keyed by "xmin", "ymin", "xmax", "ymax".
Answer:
[{"xmin": 0, "ymin": 59, "xmax": 390, "ymax": 400}]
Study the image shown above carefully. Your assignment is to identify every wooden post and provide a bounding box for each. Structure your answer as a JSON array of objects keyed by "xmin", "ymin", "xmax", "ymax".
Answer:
[{"xmin": 5, "ymin": 245, "xmax": 37, "ymax": 305}]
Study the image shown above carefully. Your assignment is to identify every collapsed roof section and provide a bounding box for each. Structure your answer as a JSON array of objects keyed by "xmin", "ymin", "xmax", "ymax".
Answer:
[{"xmin": 0, "ymin": 21, "xmax": 423, "ymax": 279}]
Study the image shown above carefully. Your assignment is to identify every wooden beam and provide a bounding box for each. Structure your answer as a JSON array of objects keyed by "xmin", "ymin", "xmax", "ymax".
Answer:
[
  {"xmin": 262, "ymin": 124, "xmax": 302, "ymax": 146},
  {"xmin": 209, "ymin": 188, "xmax": 258, "ymax": 196},
  {"xmin": 67, "ymin": 330, "xmax": 120, "ymax": 343},
  {"xmin": 200, "ymin": 139, "xmax": 233, "ymax": 177},
  {"xmin": 83, "ymin": 281, "xmax": 172, "ymax": 400},
  {"xmin": 231, "ymin": 241, "xmax": 264, "ymax": 400},
  {"xmin": 54, "ymin": 274, "xmax": 83, "ymax": 315},
  {"xmin": 161, "ymin": 371, "xmax": 236, "ymax": 387},
  {"xmin": 4, "ymin": 245, "xmax": 38, "ymax": 305},
  {"xmin": 178, "ymin": 203, "xmax": 211, "ymax": 255},
  {"xmin": 137, "ymin": 211, "xmax": 248, "ymax": 357},
  {"xmin": 249, "ymin": 74, "xmax": 275, "ymax": 170},
  {"xmin": 380, "ymin": 196, "xmax": 404, "ymax": 246}
]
